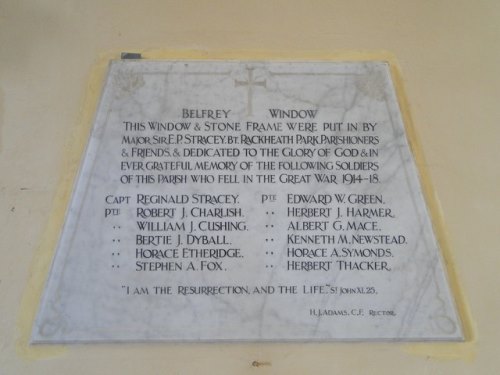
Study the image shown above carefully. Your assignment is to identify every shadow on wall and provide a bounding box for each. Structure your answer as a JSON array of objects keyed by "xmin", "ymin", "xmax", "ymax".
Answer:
[
  {"xmin": 0, "ymin": 1, "xmax": 62, "ymax": 71},
  {"xmin": 0, "ymin": 86, "xmax": 3, "ymax": 153}
]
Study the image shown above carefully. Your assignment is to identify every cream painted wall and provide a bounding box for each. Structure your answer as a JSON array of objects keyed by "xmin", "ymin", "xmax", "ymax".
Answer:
[{"xmin": 0, "ymin": 1, "xmax": 498, "ymax": 373}]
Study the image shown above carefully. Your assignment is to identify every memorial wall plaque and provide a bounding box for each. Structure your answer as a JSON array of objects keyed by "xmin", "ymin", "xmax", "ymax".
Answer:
[{"xmin": 32, "ymin": 60, "xmax": 463, "ymax": 342}]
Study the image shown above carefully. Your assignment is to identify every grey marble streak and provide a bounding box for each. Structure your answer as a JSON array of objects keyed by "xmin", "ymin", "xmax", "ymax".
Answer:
[{"xmin": 31, "ymin": 61, "xmax": 463, "ymax": 343}]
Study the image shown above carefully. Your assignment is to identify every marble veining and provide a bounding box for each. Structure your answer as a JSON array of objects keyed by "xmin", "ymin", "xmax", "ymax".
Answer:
[{"xmin": 31, "ymin": 61, "xmax": 463, "ymax": 343}]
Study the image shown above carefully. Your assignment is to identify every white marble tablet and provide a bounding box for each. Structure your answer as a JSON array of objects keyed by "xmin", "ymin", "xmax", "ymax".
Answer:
[{"xmin": 32, "ymin": 60, "xmax": 463, "ymax": 343}]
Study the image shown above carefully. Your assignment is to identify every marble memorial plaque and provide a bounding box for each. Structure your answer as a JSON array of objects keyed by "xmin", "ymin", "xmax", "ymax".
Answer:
[{"xmin": 32, "ymin": 60, "xmax": 463, "ymax": 342}]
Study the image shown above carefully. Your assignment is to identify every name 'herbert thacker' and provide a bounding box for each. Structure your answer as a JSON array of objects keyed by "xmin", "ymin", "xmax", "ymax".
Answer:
[{"xmin": 32, "ymin": 60, "xmax": 463, "ymax": 343}]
